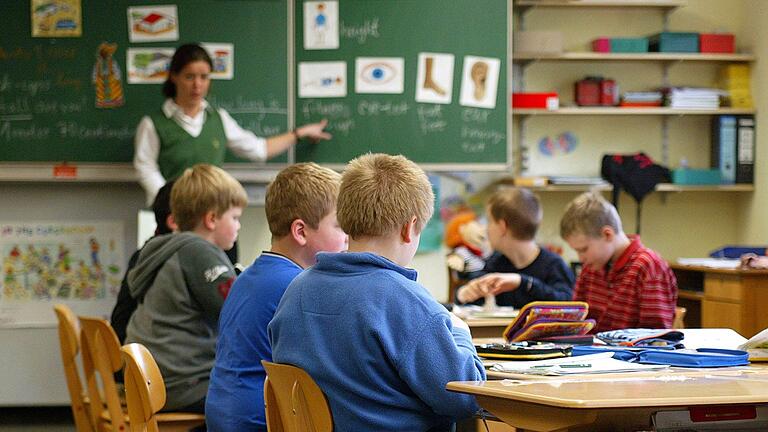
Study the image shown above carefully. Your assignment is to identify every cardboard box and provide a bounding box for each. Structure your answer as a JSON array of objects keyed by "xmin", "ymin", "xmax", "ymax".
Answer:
[
  {"xmin": 649, "ymin": 32, "xmax": 699, "ymax": 53},
  {"xmin": 700, "ymin": 33, "xmax": 735, "ymax": 53},
  {"xmin": 514, "ymin": 31, "xmax": 563, "ymax": 54}
]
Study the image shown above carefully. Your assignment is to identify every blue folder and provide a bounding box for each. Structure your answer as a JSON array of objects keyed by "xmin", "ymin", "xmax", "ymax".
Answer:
[{"xmin": 573, "ymin": 346, "xmax": 749, "ymax": 368}]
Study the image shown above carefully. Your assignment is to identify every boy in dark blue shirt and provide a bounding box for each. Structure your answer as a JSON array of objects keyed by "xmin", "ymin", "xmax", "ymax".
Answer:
[
  {"xmin": 456, "ymin": 187, "xmax": 574, "ymax": 307},
  {"xmin": 205, "ymin": 163, "xmax": 346, "ymax": 432}
]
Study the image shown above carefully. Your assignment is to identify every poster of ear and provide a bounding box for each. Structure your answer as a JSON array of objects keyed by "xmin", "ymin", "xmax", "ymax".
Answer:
[
  {"xmin": 459, "ymin": 55, "xmax": 500, "ymax": 109},
  {"xmin": 0, "ymin": 221, "xmax": 124, "ymax": 328}
]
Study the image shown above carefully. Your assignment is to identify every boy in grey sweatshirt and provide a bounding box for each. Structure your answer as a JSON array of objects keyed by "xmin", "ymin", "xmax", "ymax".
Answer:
[{"xmin": 126, "ymin": 164, "xmax": 247, "ymax": 412}]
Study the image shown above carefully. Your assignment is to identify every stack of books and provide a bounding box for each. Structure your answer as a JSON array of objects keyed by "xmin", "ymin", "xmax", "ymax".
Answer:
[
  {"xmin": 720, "ymin": 64, "xmax": 753, "ymax": 108},
  {"xmin": 620, "ymin": 91, "xmax": 663, "ymax": 107},
  {"xmin": 664, "ymin": 87, "xmax": 723, "ymax": 109}
]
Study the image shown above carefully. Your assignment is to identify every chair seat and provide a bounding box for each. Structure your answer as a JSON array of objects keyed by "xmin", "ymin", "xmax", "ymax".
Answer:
[{"xmin": 98, "ymin": 408, "xmax": 205, "ymax": 424}]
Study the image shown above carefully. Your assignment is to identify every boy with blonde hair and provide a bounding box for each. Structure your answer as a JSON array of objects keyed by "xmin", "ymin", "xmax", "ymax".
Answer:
[
  {"xmin": 206, "ymin": 163, "xmax": 347, "ymax": 432},
  {"xmin": 457, "ymin": 187, "xmax": 574, "ymax": 307},
  {"xmin": 560, "ymin": 192, "xmax": 677, "ymax": 332},
  {"xmin": 269, "ymin": 153, "xmax": 485, "ymax": 431},
  {"xmin": 126, "ymin": 164, "xmax": 247, "ymax": 412}
]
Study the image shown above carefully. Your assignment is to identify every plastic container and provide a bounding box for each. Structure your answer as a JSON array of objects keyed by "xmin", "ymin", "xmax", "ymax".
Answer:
[
  {"xmin": 649, "ymin": 32, "xmax": 699, "ymax": 53},
  {"xmin": 610, "ymin": 37, "xmax": 648, "ymax": 53},
  {"xmin": 512, "ymin": 93, "xmax": 559, "ymax": 110},
  {"xmin": 671, "ymin": 168, "xmax": 722, "ymax": 185},
  {"xmin": 700, "ymin": 33, "xmax": 735, "ymax": 53}
]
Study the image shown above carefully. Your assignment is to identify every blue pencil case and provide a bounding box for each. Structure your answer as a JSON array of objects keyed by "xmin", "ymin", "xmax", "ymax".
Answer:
[{"xmin": 573, "ymin": 346, "xmax": 749, "ymax": 367}]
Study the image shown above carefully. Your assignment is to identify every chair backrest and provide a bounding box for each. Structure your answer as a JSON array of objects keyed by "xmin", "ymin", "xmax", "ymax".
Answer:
[
  {"xmin": 121, "ymin": 343, "xmax": 166, "ymax": 432},
  {"xmin": 447, "ymin": 267, "xmax": 462, "ymax": 304},
  {"xmin": 78, "ymin": 315, "xmax": 127, "ymax": 432},
  {"xmin": 673, "ymin": 306, "xmax": 687, "ymax": 329},
  {"xmin": 261, "ymin": 360, "xmax": 333, "ymax": 432},
  {"xmin": 53, "ymin": 304, "xmax": 93, "ymax": 432}
]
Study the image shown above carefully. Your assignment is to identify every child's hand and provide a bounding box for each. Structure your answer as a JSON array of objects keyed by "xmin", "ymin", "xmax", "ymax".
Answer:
[
  {"xmin": 741, "ymin": 253, "xmax": 768, "ymax": 269},
  {"xmin": 477, "ymin": 273, "xmax": 522, "ymax": 296},
  {"xmin": 456, "ymin": 278, "xmax": 492, "ymax": 303}
]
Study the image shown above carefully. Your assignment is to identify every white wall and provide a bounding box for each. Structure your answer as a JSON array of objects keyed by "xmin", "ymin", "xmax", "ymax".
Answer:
[
  {"xmin": 738, "ymin": 1, "xmax": 768, "ymax": 243},
  {"xmin": 0, "ymin": 182, "xmax": 145, "ymax": 405}
]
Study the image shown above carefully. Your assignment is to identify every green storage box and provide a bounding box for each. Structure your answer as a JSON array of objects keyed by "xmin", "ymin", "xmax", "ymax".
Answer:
[
  {"xmin": 672, "ymin": 168, "xmax": 722, "ymax": 185},
  {"xmin": 610, "ymin": 38, "xmax": 648, "ymax": 53},
  {"xmin": 649, "ymin": 32, "xmax": 699, "ymax": 53}
]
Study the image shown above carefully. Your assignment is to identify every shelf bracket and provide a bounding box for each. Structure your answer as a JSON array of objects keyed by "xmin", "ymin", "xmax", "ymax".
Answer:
[{"xmin": 661, "ymin": 115, "xmax": 670, "ymax": 167}]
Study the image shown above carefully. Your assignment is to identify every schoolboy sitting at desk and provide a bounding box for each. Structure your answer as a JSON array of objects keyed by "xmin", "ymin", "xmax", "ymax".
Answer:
[
  {"xmin": 125, "ymin": 164, "xmax": 247, "ymax": 412},
  {"xmin": 560, "ymin": 192, "xmax": 677, "ymax": 333},
  {"xmin": 269, "ymin": 153, "xmax": 485, "ymax": 431},
  {"xmin": 206, "ymin": 163, "xmax": 347, "ymax": 432},
  {"xmin": 456, "ymin": 187, "xmax": 574, "ymax": 307}
]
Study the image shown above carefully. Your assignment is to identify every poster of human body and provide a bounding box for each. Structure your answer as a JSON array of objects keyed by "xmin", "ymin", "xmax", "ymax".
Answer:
[{"xmin": 0, "ymin": 221, "xmax": 124, "ymax": 327}]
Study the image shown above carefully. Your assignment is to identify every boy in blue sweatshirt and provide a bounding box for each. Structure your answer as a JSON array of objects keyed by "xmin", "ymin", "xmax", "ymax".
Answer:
[
  {"xmin": 206, "ymin": 163, "xmax": 347, "ymax": 432},
  {"xmin": 269, "ymin": 153, "xmax": 485, "ymax": 431}
]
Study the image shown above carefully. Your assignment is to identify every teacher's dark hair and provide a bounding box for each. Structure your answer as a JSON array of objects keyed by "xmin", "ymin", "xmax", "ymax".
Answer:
[{"xmin": 162, "ymin": 44, "xmax": 213, "ymax": 98}]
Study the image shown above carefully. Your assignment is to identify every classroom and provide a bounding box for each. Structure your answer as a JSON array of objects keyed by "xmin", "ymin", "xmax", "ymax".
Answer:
[{"xmin": 1, "ymin": 0, "xmax": 768, "ymax": 430}]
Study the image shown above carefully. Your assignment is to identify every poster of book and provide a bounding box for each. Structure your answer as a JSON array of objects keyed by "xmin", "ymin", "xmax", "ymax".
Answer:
[{"xmin": 0, "ymin": 221, "xmax": 124, "ymax": 327}]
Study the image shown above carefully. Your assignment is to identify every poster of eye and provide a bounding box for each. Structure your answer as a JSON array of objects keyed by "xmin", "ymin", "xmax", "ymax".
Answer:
[{"xmin": 0, "ymin": 221, "xmax": 124, "ymax": 327}]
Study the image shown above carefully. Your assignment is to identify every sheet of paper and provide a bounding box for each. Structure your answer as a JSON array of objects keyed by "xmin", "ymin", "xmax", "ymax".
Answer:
[{"xmin": 492, "ymin": 354, "xmax": 669, "ymax": 376}]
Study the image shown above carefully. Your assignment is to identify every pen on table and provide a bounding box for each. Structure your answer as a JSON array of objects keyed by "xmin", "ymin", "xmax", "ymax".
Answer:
[{"xmin": 531, "ymin": 363, "xmax": 591, "ymax": 369}]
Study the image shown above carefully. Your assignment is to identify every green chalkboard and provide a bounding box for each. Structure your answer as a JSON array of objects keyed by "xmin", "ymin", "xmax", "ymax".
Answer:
[
  {"xmin": 294, "ymin": 0, "xmax": 508, "ymax": 167},
  {"xmin": 0, "ymin": 0, "xmax": 287, "ymax": 163}
]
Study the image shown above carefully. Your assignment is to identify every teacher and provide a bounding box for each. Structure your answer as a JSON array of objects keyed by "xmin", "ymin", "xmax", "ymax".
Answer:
[{"xmin": 134, "ymin": 43, "xmax": 332, "ymax": 205}]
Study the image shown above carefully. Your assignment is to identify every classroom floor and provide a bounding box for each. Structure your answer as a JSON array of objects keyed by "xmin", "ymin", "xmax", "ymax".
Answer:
[{"xmin": 0, "ymin": 407, "xmax": 75, "ymax": 431}]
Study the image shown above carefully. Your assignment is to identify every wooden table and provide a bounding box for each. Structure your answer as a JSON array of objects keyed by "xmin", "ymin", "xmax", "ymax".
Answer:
[
  {"xmin": 448, "ymin": 369, "xmax": 768, "ymax": 431},
  {"xmin": 464, "ymin": 317, "xmax": 514, "ymax": 338},
  {"xmin": 672, "ymin": 263, "xmax": 768, "ymax": 338}
]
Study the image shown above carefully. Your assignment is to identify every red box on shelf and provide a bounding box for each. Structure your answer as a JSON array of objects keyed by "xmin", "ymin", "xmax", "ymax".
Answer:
[
  {"xmin": 599, "ymin": 79, "xmax": 618, "ymax": 106},
  {"xmin": 575, "ymin": 79, "xmax": 601, "ymax": 106},
  {"xmin": 512, "ymin": 92, "xmax": 559, "ymax": 110},
  {"xmin": 592, "ymin": 38, "xmax": 611, "ymax": 53},
  {"xmin": 700, "ymin": 33, "xmax": 735, "ymax": 53}
]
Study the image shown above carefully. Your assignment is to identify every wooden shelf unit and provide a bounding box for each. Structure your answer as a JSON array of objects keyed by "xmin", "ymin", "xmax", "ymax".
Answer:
[
  {"xmin": 525, "ymin": 183, "xmax": 754, "ymax": 193},
  {"xmin": 512, "ymin": 0, "xmax": 756, "ymax": 194},
  {"xmin": 513, "ymin": 107, "xmax": 756, "ymax": 116},
  {"xmin": 514, "ymin": 52, "xmax": 755, "ymax": 63}
]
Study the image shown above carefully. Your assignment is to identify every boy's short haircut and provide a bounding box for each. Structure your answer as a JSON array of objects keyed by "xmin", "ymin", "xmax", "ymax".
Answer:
[
  {"xmin": 152, "ymin": 180, "xmax": 176, "ymax": 235},
  {"xmin": 265, "ymin": 162, "xmax": 342, "ymax": 238},
  {"xmin": 338, "ymin": 153, "xmax": 434, "ymax": 239},
  {"xmin": 487, "ymin": 187, "xmax": 541, "ymax": 241},
  {"xmin": 560, "ymin": 191, "xmax": 623, "ymax": 239},
  {"xmin": 172, "ymin": 164, "xmax": 248, "ymax": 232}
]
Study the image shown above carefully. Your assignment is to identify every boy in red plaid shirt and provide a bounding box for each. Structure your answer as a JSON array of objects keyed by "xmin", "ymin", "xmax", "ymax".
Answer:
[{"xmin": 560, "ymin": 192, "xmax": 677, "ymax": 333}]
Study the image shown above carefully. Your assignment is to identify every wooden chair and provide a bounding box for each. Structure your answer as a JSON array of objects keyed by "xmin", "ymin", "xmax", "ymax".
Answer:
[
  {"xmin": 261, "ymin": 360, "xmax": 333, "ymax": 432},
  {"xmin": 673, "ymin": 306, "xmax": 687, "ymax": 329},
  {"xmin": 121, "ymin": 343, "xmax": 204, "ymax": 432},
  {"xmin": 447, "ymin": 267, "xmax": 463, "ymax": 304},
  {"xmin": 78, "ymin": 316, "xmax": 204, "ymax": 432},
  {"xmin": 53, "ymin": 304, "xmax": 93, "ymax": 432}
]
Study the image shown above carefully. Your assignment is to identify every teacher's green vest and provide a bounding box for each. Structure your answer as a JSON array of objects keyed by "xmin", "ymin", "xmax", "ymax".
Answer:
[{"xmin": 150, "ymin": 108, "xmax": 227, "ymax": 181}]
